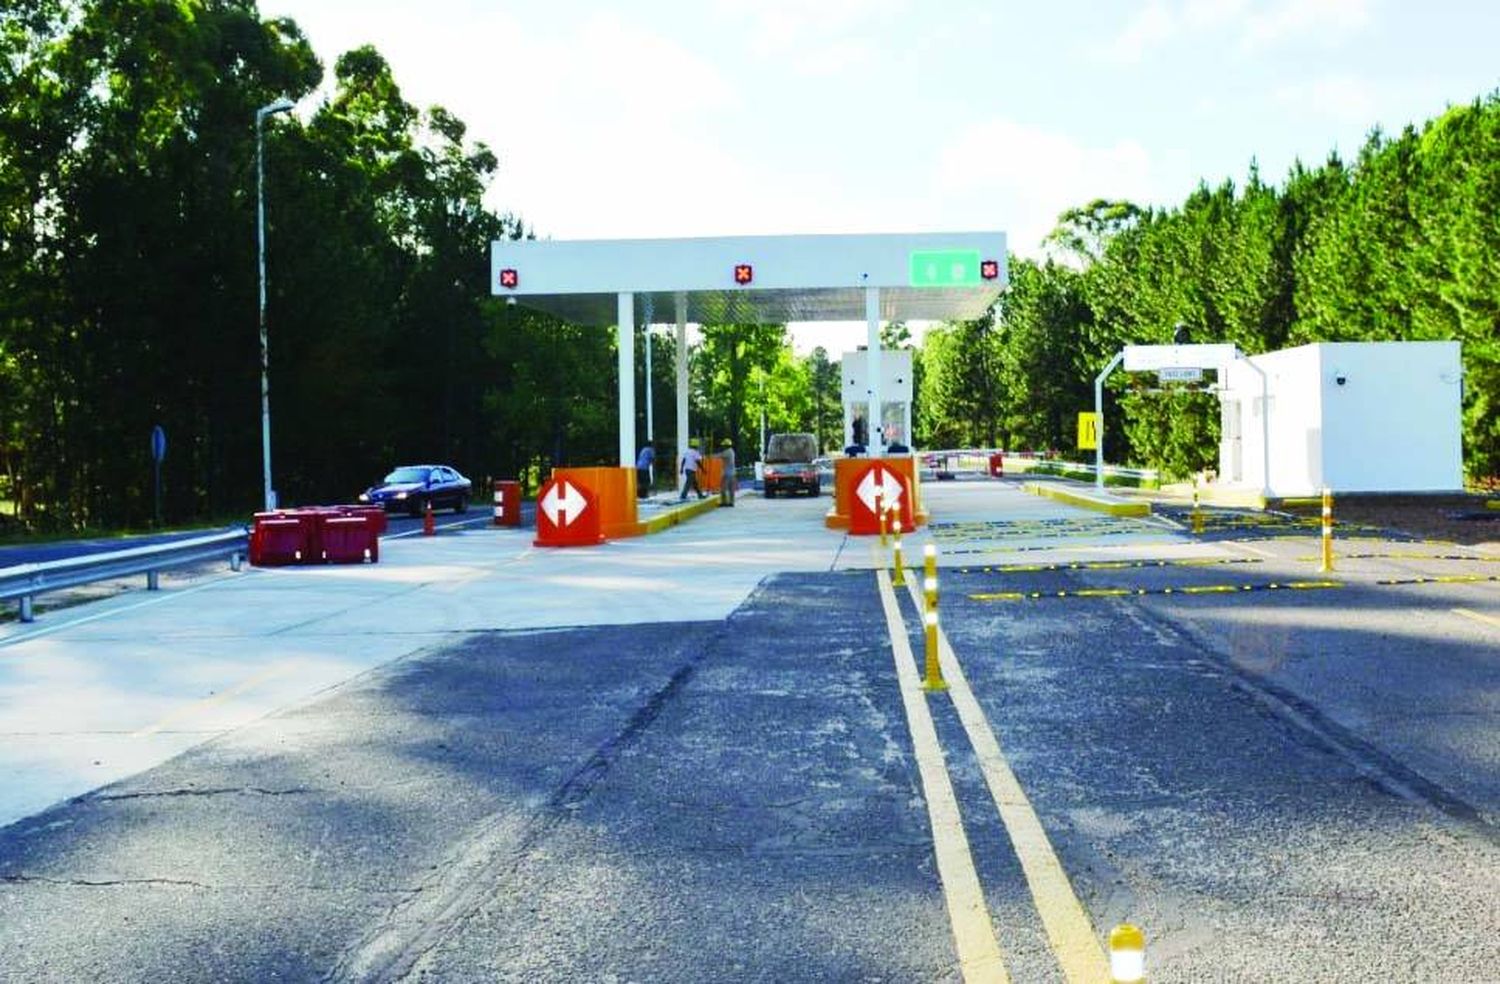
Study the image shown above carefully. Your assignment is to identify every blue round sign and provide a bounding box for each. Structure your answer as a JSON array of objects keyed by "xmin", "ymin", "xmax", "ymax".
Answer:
[{"xmin": 151, "ymin": 425, "xmax": 167, "ymax": 463}]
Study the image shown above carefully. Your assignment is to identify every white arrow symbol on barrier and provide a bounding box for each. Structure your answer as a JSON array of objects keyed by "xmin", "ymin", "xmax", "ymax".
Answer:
[
  {"xmin": 541, "ymin": 481, "xmax": 588, "ymax": 527},
  {"xmin": 856, "ymin": 467, "xmax": 904, "ymax": 514}
]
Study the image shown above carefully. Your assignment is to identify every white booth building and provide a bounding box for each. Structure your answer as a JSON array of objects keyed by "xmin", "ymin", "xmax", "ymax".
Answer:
[
  {"xmin": 1216, "ymin": 341, "xmax": 1463, "ymax": 496},
  {"xmin": 841, "ymin": 348, "xmax": 913, "ymax": 450}
]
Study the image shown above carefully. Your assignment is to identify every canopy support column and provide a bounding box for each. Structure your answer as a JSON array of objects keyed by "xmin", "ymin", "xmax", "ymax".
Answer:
[
  {"xmin": 617, "ymin": 291, "xmax": 634, "ymax": 468},
  {"xmin": 865, "ymin": 286, "xmax": 884, "ymax": 456},
  {"xmin": 675, "ymin": 291, "xmax": 689, "ymax": 484}
]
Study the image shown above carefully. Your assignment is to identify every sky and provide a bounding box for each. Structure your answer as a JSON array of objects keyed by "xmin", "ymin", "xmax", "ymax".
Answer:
[{"xmin": 258, "ymin": 0, "xmax": 1500, "ymax": 353}]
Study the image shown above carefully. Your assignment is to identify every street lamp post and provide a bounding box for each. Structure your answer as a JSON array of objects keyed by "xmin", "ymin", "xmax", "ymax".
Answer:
[{"xmin": 256, "ymin": 96, "xmax": 295, "ymax": 512}]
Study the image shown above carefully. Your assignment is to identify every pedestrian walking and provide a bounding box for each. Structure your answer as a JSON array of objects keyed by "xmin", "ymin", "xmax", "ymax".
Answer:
[
  {"xmin": 679, "ymin": 440, "xmax": 706, "ymax": 500},
  {"xmin": 717, "ymin": 439, "xmax": 736, "ymax": 507},
  {"xmin": 635, "ymin": 444, "xmax": 655, "ymax": 499}
]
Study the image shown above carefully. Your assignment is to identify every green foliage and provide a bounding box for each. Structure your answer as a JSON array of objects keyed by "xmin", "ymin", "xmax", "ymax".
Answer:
[
  {"xmin": 0, "ymin": 1, "xmax": 619, "ymax": 530},
  {"xmin": 917, "ymin": 312, "xmax": 1001, "ymax": 448},
  {"xmin": 909, "ymin": 90, "xmax": 1499, "ymax": 483}
]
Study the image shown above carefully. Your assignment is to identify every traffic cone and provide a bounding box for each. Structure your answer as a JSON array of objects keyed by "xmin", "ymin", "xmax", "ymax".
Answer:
[{"xmin": 423, "ymin": 500, "xmax": 436, "ymax": 536}]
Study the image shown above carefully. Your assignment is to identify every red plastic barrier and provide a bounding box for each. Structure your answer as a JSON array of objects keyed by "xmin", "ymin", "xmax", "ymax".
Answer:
[
  {"xmin": 251, "ymin": 505, "xmax": 385, "ymax": 566},
  {"xmin": 322, "ymin": 515, "xmax": 376, "ymax": 563},
  {"xmin": 988, "ymin": 452, "xmax": 1004, "ymax": 478},
  {"xmin": 343, "ymin": 504, "xmax": 386, "ymax": 535},
  {"xmin": 251, "ymin": 516, "xmax": 306, "ymax": 566},
  {"xmin": 493, "ymin": 479, "xmax": 522, "ymax": 527}
]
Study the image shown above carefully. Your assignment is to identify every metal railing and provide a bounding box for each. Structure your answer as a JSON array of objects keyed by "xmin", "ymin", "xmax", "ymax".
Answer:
[
  {"xmin": 918, "ymin": 449, "xmax": 1159, "ymax": 486},
  {"xmin": 1, "ymin": 529, "xmax": 249, "ymax": 623}
]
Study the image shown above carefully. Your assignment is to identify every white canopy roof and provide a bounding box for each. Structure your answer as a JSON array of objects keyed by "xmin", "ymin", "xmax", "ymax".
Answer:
[{"xmin": 490, "ymin": 231, "xmax": 1007, "ymax": 325}]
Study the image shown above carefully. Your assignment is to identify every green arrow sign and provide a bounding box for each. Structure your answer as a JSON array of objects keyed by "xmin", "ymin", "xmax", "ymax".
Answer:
[{"xmin": 909, "ymin": 249, "xmax": 981, "ymax": 287}]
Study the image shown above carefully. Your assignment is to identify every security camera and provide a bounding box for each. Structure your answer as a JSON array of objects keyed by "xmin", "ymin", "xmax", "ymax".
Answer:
[
  {"xmin": 506, "ymin": 296, "xmax": 517, "ymax": 307},
  {"xmin": 1334, "ymin": 374, "xmax": 1346, "ymax": 386}
]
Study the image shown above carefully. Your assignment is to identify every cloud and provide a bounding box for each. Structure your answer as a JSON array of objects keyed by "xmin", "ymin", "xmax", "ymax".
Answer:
[
  {"xmin": 1102, "ymin": 1, "xmax": 1179, "ymax": 65},
  {"xmin": 933, "ymin": 119, "xmax": 1155, "ymax": 255},
  {"xmin": 1274, "ymin": 73, "xmax": 1377, "ymax": 123},
  {"xmin": 1097, "ymin": 0, "xmax": 1371, "ymax": 62},
  {"xmin": 1241, "ymin": 0, "xmax": 1371, "ymax": 49},
  {"xmin": 710, "ymin": 0, "xmax": 903, "ymax": 75}
]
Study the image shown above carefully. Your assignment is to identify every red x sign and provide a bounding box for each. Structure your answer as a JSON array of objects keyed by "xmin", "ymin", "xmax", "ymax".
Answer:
[
  {"xmin": 980, "ymin": 259, "xmax": 999, "ymax": 280},
  {"xmin": 733, "ymin": 263, "xmax": 753, "ymax": 285},
  {"xmin": 499, "ymin": 268, "xmax": 519, "ymax": 289}
]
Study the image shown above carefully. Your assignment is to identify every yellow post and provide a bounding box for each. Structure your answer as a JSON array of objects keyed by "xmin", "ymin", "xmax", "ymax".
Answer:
[
  {"xmin": 922, "ymin": 544, "xmax": 946, "ymax": 692},
  {"xmin": 1108, "ymin": 923, "xmax": 1146, "ymax": 983},
  {"xmin": 878, "ymin": 494, "xmax": 889, "ymax": 546},
  {"xmin": 1191, "ymin": 480, "xmax": 1204, "ymax": 535},
  {"xmin": 1319, "ymin": 486, "xmax": 1334, "ymax": 573},
  {"xmin": 891, "ymin": 519, "xmax": 906, "ymax": 586}
]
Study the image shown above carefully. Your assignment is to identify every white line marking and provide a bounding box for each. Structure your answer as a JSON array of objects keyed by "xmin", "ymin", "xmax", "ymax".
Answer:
[
  {"xmin": 1452, "ymin": 607, "xmax": 1500, "ymax": 629},
  {"xmin": 131, "ymin": 663, "xmax": 290, "ymax": 738},
  {"xmin": 1226, "ymin": 540, "xmax": 1276, "ymax": 559},
  {"xmin": 0, "ymin": 576, "xmax": 240, "ymax": 652}
]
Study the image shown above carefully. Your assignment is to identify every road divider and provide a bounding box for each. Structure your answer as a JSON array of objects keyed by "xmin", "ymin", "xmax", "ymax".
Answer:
[
  {"xmin": 1375, "ymin": 574, "xmax": 1500, "ymax": 587},
  {"xmin": 922, "ymin": 545, "xmax": 946, "ymax": 692},
  {"xmin": 1297, "ymin": 552, "xmax": 1500, "ymax": 563},
  {"xmin": 971, "ymin": 580, "xmax": 1343, "ymax": 602},
  {"xmin": 1108, "ymin": 924, "xmax": 1147, "ymax": 983},
  {"xmin": 957, "ymin": 557, "xmax": 1264, "ymax": 575}
]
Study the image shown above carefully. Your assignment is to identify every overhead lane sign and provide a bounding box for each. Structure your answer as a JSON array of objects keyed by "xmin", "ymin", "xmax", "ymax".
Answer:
[
  {"xmin": 910, "ymin": 249, "xmax": 981, "ymax": 287},
  {"xmin": 1123, "ymin": 343, "xmax": 1237, "ymax": 372}
]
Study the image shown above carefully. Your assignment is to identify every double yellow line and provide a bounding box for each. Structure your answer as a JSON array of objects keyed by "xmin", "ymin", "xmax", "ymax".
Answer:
[{"xmin": 875, "ymin": 568, "xmax": 1112, "ymax": 983}]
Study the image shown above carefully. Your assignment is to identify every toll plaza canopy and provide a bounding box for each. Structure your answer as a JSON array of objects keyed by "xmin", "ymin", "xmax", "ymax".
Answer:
[{"xmin": 489, "ymin": 231, "xmax": 1007, "ymax": 468}]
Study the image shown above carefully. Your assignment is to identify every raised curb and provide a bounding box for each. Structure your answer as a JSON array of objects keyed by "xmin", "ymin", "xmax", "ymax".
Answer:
[
  {"xmin": 1022, "ymin": 481, "xmax": 1151, "ymax": 517},
  {"xmin": 641, "ymin": 495, "xmax": 721, "ymax": 534}
]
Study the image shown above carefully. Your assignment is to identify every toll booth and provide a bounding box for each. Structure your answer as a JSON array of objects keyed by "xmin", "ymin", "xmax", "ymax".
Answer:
[{"xmin": 842, "ymin": 348, "xmax": 913, "ymax": 453}]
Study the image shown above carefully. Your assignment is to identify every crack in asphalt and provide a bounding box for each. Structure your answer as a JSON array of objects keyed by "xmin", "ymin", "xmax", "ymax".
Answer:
[
  {"xmin": 1120, "ymin": 596, "xmax": 1500, "ymax": 847},
  {"xmin": 3, "ymin": 874, "xmax": 213, "ymax": 889},
  {"xmin": 90, "ymin": 786, "xmax": 314, "ymax": 802},
  {"xmin": 320, "ymin": 629, "xmax": 715, "ymax": 984}
]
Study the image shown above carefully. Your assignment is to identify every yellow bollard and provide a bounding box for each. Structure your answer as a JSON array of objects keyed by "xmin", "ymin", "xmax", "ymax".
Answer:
[
  {"xmin": 922, "ymin": 544, "xmax": 946, "ymax": 692},
  {"xmin": 1319, "ymin": 487, "xmax": 1335, "ymax": 573},
  {"xmin": 1191, "ymin": 484, "xmax": 1204, "ymax": 535},
  {"xmin": 892, "ymin": 519, "xmax": 906, "ymax": 586},
  {"xmin": 1108, "ymin": 923, "xmax": 1146, "ymax": 983},
  {"xmin": 878, "ymin": 495, "xmax": 889, "ymax": 547}
]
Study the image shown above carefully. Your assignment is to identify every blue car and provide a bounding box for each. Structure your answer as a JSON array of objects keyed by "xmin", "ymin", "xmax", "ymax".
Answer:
[{"xmin": 359, "ymin": 465, "xmax": 472, "ymax": 516}]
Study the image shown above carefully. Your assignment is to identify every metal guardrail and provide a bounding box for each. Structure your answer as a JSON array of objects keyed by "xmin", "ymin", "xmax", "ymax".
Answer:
[
  {"xmin": 0, "ymin": 529, "xmax": 249, "ymax": 623},
  {"xmin": 919, "ymin": 449, "xmax": 1158, "ymax": 484},
  {"xmin": 1025, "ymin": 460, "xmax": 1160, "ymax": 482}
]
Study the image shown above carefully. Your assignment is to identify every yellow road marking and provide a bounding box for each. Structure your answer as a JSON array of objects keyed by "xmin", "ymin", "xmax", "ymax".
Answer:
[
  {"xmin": 902, "ymin": 577, "xmax": 1113, "ymax": 984},
  {"xmin": 876, "ymin": 570, "xmax": 1009, "ymax": 982},
  {"xmin": 1453, "ymin": 608, "xmax": 1500, "ymax": 629},
  {"xmin": 132, "ymin": 663, "xmax": 288, "ymax": 738}
]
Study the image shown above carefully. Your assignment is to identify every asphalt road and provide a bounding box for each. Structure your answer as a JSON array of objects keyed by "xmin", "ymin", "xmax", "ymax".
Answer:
[{"xmin": 0, "ymin": 483, "xmax": 1496, "ymax": 981}]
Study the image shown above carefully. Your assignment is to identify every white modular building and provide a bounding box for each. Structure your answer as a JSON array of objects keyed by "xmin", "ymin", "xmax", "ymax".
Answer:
[{"xmin": 1216, "ymin": 341, "xmax": 1463, "ymax": 496}]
